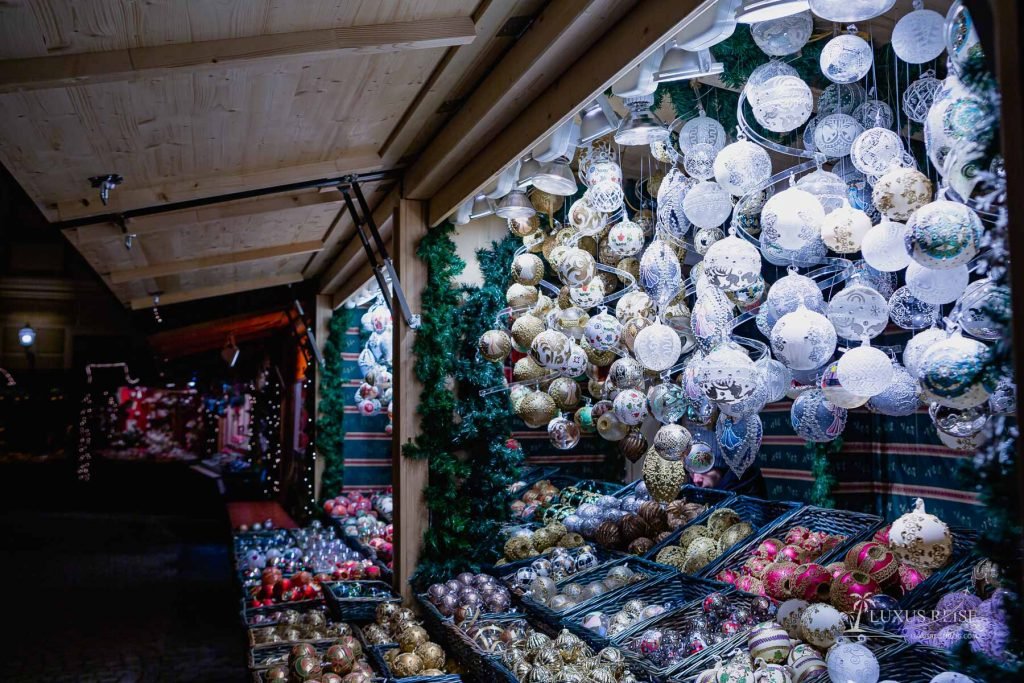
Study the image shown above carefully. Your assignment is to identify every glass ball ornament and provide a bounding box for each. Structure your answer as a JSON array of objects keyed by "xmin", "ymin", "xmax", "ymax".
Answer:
[
  {"xmin": 796, "ymin": 169, "xmax": 848, "ymax": 215},
  {"xmin": 613, "ymin": 388, "xmax": 649, "ymax": 425},
  {"xmin": 888, "ymin": 286, "xmax": 939, "ymax": 330},
  {"xmin": 902, "ymin": 71, "xmax": 943, "ymax": 124},
  {"xmin": 479, "ymin": 329, "xmax": 513, "ymax": 362},
  {"xmin": 555, "ymin": 306, "xmax": 591, "ymax": 341},
  {"xmin": 548, "ymin": 415, "xmax": 582, "ymax": 450},
  {"xmin": 747, "ymin": 60, "xmax": 799, "ymax": 95},
  {"xmin": 569, "ymin": 279, "xmax": 605, "ymax": 309},
  {"xmin": 905, "ymin": 262, "xmax": 969, "ymax": 305},
  {"xmin": 615, "ymin": 290, "xmax": 655, "ymax": 324},
  {"xmin": 930, "ymin": 402, "xmax": 989, "ymax": 438},
  {"xmin": 871, "ymin": 167, "xmax": 933, "ymax": 222},
  {"xmin": 826, "ymin": 637, "xmax": 880, "ymax": 683},
  {"xmin": 819, "ymin": 83, "xmax": 866, "ymax": 116},
  {"xmin": 766, "ymin": 270, "xmax": 825, "ymax": 317},
  {"xmin": 517, "ymin": 391, "xmax": 559, "ymax": 428},
  {"xmin": 820, "ymin": 361, "xmax": 870, "ymax": 408},
  {"xmin": 867, "ymin": 361, "xmax": 921, "ymax": 416},
  {"xmin": 512, "ymin": 253, "xmax": 545, "ymax": 286},
  {"xmin": 703, "ymin": 233, "xmax": 763, "ymax": 292},
  {"xmin": 684, "ymin": 440, "xmax": 715, "ymax": 474},
  {"xmin": 814, "ymin": 114, "xmax": 864, "ymax": 158},
  {"xmin": 803, "ymin": 116, "xmax": 818, "ymax": 152},
  {"xmin": 657, "ymin": 168, "xmax": 697, "ymax": 241},
  {"xmin": 561, "ymin": 344, "xmax": 588, "ymax": 378},
  {"xmin": 653, "ymin": 424, "xmax": 692, "ymax": 461},
  {"xmin": 633, "ymin": 322, "xmax": 683, "ymax": 372},
  {"xmin": 888, "ymin": 498, "xmax": 953, "ymax": 570},
  {"xmin": 751, "ymin": 75, "xmax": 814, "ymax": 133},
  {"xmin": 640, "ymin": 239, "xmax": 683, "ymax": 308},
  {"xmin": 760, "ymin": 186, "xmax": 826, "ymax": 251},
  {"xmin": 608, "ymin": 357, "xmax": 645, "ymax": 390},
  {"xmin": 607, "ymin": 220, "xmax": 646, "ymax": 258},
  {"xmin": 726, "ymin": 275, "xmax": 766, "ymax": 311},
  {"xmin": 924, "ymin": 75, "xmax": 994, "ymax": 175},
  {"xmin": 648, "ymin": 383, "xmax": 687, "ymax": 424},
  {"xmin": 820, "ymin": 33, "xmax": 873, "ymax": 84},
  {"xmin": 850, "ymin": 127, "xmax": 904, "ymax": 177},
  {"xmin": 853, "ymin": 98, "xmax": 894, "ymax": 130},
  {"xmin": 809, "ymin": 0, "xmax": 895, "ymax": 22},
  {"xmin": 750, "ymin": 10, "xmax": 814, "ymax": 56},
  {"xmin": 904, "ymin": 327, "xmax": 948, "ymax": 379},
  {"xmin": 696, "ymin": 341, "xmax": 760, "ymax": 405},
  {"xmin": 821, "ymin": 201, "xmax": 872, "ymax": 254},
  {"xmin": 861, "ymin": 220, "xmax": 911, "ymax": 272},
  {"xmin": 684, "ymin": 181, "xmax": 733, "ymax": 229},
  {"xmin": 955, "ymin": 278, "xmax": 1012, "ymax": 342},
  {"xmin": 584, "ymin": 311, "xmax": 623, "ymax": 352},
  {"xmin": 596, "ymin": 412, "xmax": 630, "ymax": 441},
  {"xmin": 891, "ymin": 4, "xmax": 946, "ymax": 64},
  {"xmin": 683, "ymin": 143, "xmax": 717, "ymax": 181},
  {"xmin": 678, "ymin": 112, "xmax": 727, "ymax": 155},
  {"xmin": 919, "ymin": 332, "xmax": 991, "ymax": 409},
  {"xmin": 827, "ymin": 283, "xmax": 889, "ymax": 340},
  {"xmin": 757, "ymin": 357, "xmax": 793, "ymax": 403},
  {"xmin": 837, "ymin": 343, "xmax": 894, "ymax": 397},
  {"xmin": 791, "ymin": 388, "xmax": 848, "ymax": 443},
  {"xmin": 905, "ymin": 200, "xmax": 983, "ymax": 271},
  {"xmin": 692, "ymin": 286, "xmax": 735, "ymax": 352},
  {"xmin": 771, "ymin": 305, "xmax": 838, "ymax": 371},
  {"xmin": 714, "ymin": 139, "xmax": 772, "ymax": 195},
  {"xmin": 557, "ymin": 248, "xmax": 596, "ymax": 287}
]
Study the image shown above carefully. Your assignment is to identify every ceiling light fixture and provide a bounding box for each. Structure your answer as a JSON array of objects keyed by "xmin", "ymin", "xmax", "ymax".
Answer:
[
  {"xmin": 531, "ymin": 157, "xmax": 579, "ymax": 196},
  {"xmin": 18, "ymin": 323, "xmax": 35, "ymax": 347},
  {"xmin": 735, "ymin": 0, "xmax": 810, "ymax": 23},
  {"xmin": 469, "ymin": 195, "xmax": 496, "ymax": 219},
  {"xmin": 614, "ymin": 94, "xmax": 669, "ymax": 146},
  {"xmin": 495, "ymin": 189, "xmax": 537, "ymax": 220},
  {"xmin": 516, "ymin": 157, "xmax": 542, "ymax": 190},
  {"xmin": 578, "ymin": 96, "xmax": 621, "ymax": 144},
  {"xmin": 655, "ymin": 47, "xmax": 725, "ymax": 82}
]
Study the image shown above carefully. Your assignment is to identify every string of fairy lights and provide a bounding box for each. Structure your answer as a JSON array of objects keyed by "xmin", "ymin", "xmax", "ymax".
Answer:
[{"xmin": 75, "ymin": 393, "xmax": 93, "ymax": 482}]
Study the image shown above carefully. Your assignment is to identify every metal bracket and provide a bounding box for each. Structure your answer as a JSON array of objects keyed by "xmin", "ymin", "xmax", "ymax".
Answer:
[
  {"xmin": 89, "ymin": 174, "xmax": 124, "ymax": 205},
  {"xmin": 341, "ymin": 180, "xmax": 421, "ymax": 329},
  {"xmin": 114, "ymin": 215, "xmax": 137, "ymax": 250}
]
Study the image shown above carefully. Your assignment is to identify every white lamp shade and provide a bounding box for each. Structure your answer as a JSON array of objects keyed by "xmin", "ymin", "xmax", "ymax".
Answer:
[
  {"xmin": 655, "ymin": 47, "xmax": 724, "ymax": 82},
  {"xmin": 736, "ymin": 0, "xmax": 810, "ymax": 24}
]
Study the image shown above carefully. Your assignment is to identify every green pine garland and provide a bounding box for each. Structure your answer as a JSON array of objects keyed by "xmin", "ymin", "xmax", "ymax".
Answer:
[
  {"xmin": 807, "ymin": 438, "xmax": 841, "ymax": 508},
  {"xmin": 317, "ymin": 307, "xmax": 364, "ymax": 497}
]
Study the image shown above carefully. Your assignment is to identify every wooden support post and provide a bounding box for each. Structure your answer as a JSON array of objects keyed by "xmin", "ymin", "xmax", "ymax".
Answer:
[
  {"xmin": 392, "ymin": 198, "xmax": 429, "ymax": 603},
  {"xmin": 313, "ymin": 294, "xmax": 333, "ymax": 501}
]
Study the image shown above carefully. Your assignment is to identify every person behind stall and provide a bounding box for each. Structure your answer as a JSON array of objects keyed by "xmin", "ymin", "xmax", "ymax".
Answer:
[{"xmin": 690, "ymin": 453, "xmax": 767, "ymax": 497}]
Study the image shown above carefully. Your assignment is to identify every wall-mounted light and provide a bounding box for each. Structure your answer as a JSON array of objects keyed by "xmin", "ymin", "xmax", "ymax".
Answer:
[{"xmin": 18, "ymin": 323, "xmax": 35, "ymax": 347}]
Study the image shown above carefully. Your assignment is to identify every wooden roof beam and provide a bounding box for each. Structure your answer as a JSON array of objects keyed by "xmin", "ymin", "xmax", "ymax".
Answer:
[
  {"xmin": 422, "ymin": 0, "xmax": 708, "ymax": 226},
  {"xmin": 129, "ymin": 273, "xmax": 304, "ymax": 310},
  {"xmin": 0, "ymin": 17, "xmax": 477, "ymax": 93},
  {"xmin": 109, "ymin": 240, "xmax": 323, "ymax": 284}
]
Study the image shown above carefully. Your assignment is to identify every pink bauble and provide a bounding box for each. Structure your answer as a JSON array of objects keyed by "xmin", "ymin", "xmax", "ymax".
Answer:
[
  {"xmin": 792, "ymin": 563, "xmax": 833, "ymax": 602},
  {"xmin": 743, "ymin": 556, "xmax": 772, "ymax": 578},
  {"xmin": 779, "ymin": 544, "xmax": 808, "ymax": 564},
  {"xmin": 898, "ymin": 563, "xmax": 929, "ymax": 594},
  {"xmin": 737, "ymin": 575, "xmax": 767, "ymax": 595},
  {"xmin": 830, "ymin": 570, "xmax": 880, "ymax": 612},
  {"xmin": 717, "ymin": 569, "xmax": 740, "ymax": 585},
  {"xmin": 755, "ymin": 538, "xmax": 786, "ymax": 562},
  {"xmin": 784, "ymin": 526, "xmax": 812, "ymax": 546},
  {"xmin": 845, "ymin": 541, "xmax": 900, "ymax": 588},
  {"xmin": 873, "ymin": 525, "xmax": 891, "ymax": 545},
  {"xmin": 763, "ymin": 561, "xmax": 800, "ymax": 599}
]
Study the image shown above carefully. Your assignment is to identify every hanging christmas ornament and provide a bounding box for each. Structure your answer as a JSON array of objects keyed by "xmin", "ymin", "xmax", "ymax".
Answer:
[
  {"xmin": 751, "ymin": 75, "xmax": 814, "ymax": 133},
  {"xmin": 696, "ymin": 341, "xmax": 761, "ymax": 405},
  {"xmin": 569, "ymin": 197, "xmax": 605, "ymax": 236},
  {"xmin": 692, "ymin": 286, "xmax": 734, "ymax": 352},
  {"xmin": 633, "ymin": 322, "xmax": 683, "ymax": 372},
  {"xmin": 891, "ymin": 1, "xmax": 946, "ymax": 64},
  {"xmin": 683, "ymin": 181, "xmax": 733, "ymax": 229},
  {"xmin": 684, "ymin": 143, "xmax": 717, "ymax": 181},
  {"xmin": 924, "ymin": 74, "xmax": 993, "ymax": 174},
  {"xmin": 512, "ymin": 253, "xmax": 545, "ymax": 286},
  {"xmin": 771, "ymin": 305, "xmax": 838, "ymax": 371},
  {"xmin": 902, "ymin": 70, "xmax": 943, "ymax": 123},
  {"xmin": 796, "ymin": 169, "xmax": 848, "ymax": 215},
  {"xmin": 919, "ymin": 332, "xmax": 991, "ymax": 409},
  {"xmin": 804, "ymin": 117, "xmax": 819, "ymax": 152},
  {"xmin": 766, "ymin": 269, "xmax": 825, "ymax": 317},
  {"xmin": 905, "ymin": 200, "xmax": 984, "ymax": 270},
  {"xmin": 557, "ymin": 248, "xmax": 596, "ymax": 287},
  {"xmin": 814, "ymin": 114, "xmax": 864, "ymax": 158},
  {"xmin": 517, "ymin": 391, "xmax": 558, "ymax": 428},
  {"xmin": 826, "ymin": 637, "xmax": 880, "ymax": 683},
  {"xmin": 716, "ymin": 414, "xmax": 763, "ymax": 478},
  {"xmin": 714, "ymin": 138, "xmax": 773, "ymax": 195},
  {"xmin": 648, "ymin": 383, "xmax": 687, "ymax": 424},
  {"xmin": 643, "ymin": 449, "xmax": 689, "ymax": 502},
  {"xmin": 850, "ymin": 127, "xmax": 904, "ymax": 177},
  {"xmin": 809, "ymin": 0, "xmax": 895, "ymax": 22},
  {"xmin": 819, "ymin": 83, "xmax": 866, "ymax": 116},
  {"xmin": 596, "ymin": 412, "xmax": 629, "ymax": 441},
  {"xmin": 555, "ymin": 306, "xmax": 590, "ymax": 340},
  {"xmin": 791, "ymin": 388, "xmax": 848, "ymax": 442},
  {"xmin": 871, "ymin": 167, "xmax": 933, "ymax": 222},
  {"xmin": 761, "ymin": 185, "xmax": 826, "ymax": 251},
  {"xmin": 821, "ymin": 200, "xmax": 872, "ymax": 253},
  {"xmin": 531, "ymin": 330, "xmax": 573, "ymax": 370},
  {"xmin": 930, "ymin": 402, "xmax": 989, "ymax": 438},
  {"xmin": 684, "ymin": 440, "xmax": 715, "ymax": 474},
  {"xmin": 888, "ymin": 286, "xmax": 939, "ymax": 330},
  {"xmin": 653, "ymin": 423, "xmax": 692, "ymax": 461},
  {"xmin": 656, "ymin": 168, "xmax": 696, "ymax": 241},
  {"xmin": 861, "ymin": 220, "xmax": 911, "ymax": 272},
  {"xmin": 751, "ymin": 10, "xmax": 814, "ymax": 56},
  {"xmin": 838, "ymin": 342, "xmax": 894, "ymax": 397},
  {"xmin": 747, "ymin": 59, "xmax": 799, "ymax": 95},
  {"xmin": 586, "ymin": 159, "xmax": 624, "ymax": 212},
  {"xmin": 867, "ymin": 361, "xmax": 920, "ymax": 416},
  {"xmin": 955, "ymin": 279, "xmax": 1012, "ymax": 341},
  {"xmin": 757, "ymin": 357, "xmax": 793, "ymax": 403},
  {"xmin": 704, "ymin": 232, "xmax": 763, "ymax": 292},
  {"xmin": 613, "ymin": 388, "xmax": 649, "ymax": 425},
  {"xmin": 479, "ymin": 330, "xmax": 513, "ymax": 362},
  {"xmin": 507, "ymin": 283, "xmax": 540, "ymax": 309},
  {"xmin": 608, "ymin": 357, "xmax": 645, "ymax": 390},
  {"xmin": 548, "ymin": 415, "xmax": 582, "ymax": 450},
  {"xmin": 726, "ymin": 276, "xmax": 766, "ymax": 311},
  {"xmin": 905, "ymin": 262, "xmax": 970, "ymax": 305},
  {"xmin": 820, "ymin": 361, "xmax": 870, "ymax": 408},
  {"xmin": 584, "ymin": 311, "xmax": 623, "ymax": 352},
  {"xmin": 904, "ymin": 327, "xmax": 948, "ymax": 379},
  {"xmin": 827, "ymin": 283, "xmax": 889, "ymax": 340},
  {"xmin": 853, "ymin": 98, "xmax": 895, "ymax": 130},
  {"xmin": 639, "ymin": 239, "xmax": 683, "ymax": 308},
  {"xmin": 561, "ymin": 344, "xmax": 588, "ymax": 378},
  {"xmin": 511, "ymin": 314, "xmax": 546, "ymax": 350},
  {"xmin": 678, "ymin": 111, "xmax": 727, "ymax": 155},
  {"xmin": 945, "ymin": 1, "xmax": 982, "ymax": 75},
  {"xmin": 607, "ymin": 220, "xmax": 646, "ymax": 258},
  {"xmin": 570, "ymin": 280, "xmax": 605, "ymax": 310},
  {"xmin": 820, "ymin": 31, "xmax": 873, "ymax": 84},
  {"xmin": 615, "ymin": 290, "xmax": 655, "ymax": 324},
  {"xmin": 888, "ymin": 498, "xmax": 953, "ymax": 570},
  {"xmin": 548, "ymin": 376, "xmax": 581, "ymax": 409}
]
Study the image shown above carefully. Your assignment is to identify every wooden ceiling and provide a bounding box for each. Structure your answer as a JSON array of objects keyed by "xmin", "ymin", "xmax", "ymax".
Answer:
[{"xmin": 0, "ymin": 0, "xmax": 544, "ymax": 310}]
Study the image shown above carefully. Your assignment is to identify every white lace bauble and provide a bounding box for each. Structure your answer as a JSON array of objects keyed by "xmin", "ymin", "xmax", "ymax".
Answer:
[
  {"xmin": 902, "ymin": 72, "xmax": 942, "ymax": 123},
  {"xmin": 820, "ymin": 361, "xmax": 870, "ymax": 408},
  {"xmin": 868, "ymin": 361, "xmax": 921, "ymax": 416},
  {"xmin": 905, "ymin": 199, "xmax": 984, "ymax": 270},
  {"xmin": 751, "ymin": 75, "xmax": 814, "ymax": 133},
  {"xmin": 891, "ymin": 6, "xmax": 946, "ymax": 64},
  {"xmin": 791, "ymin": 388, "xmax": 848, "ymax": 443},
  {"xmin": 657, "ymin": 168, "xmax": 696, "ymax": 241},
  {"xmin": 827, "ymin": 283, "xmax": 889, "ymax": 340},
  {"xmin": 903, "ymin": 327, "xmax": 947, "ymax": 378},
  {"xmin": 678, "ymin": 113, "xmax": 727, "ymax": 155},
  {"xmin": 871, "ymin": 167, "xmax": 933, "ymax": 222},
  {"xmin": 607, "ymin": 220, "xmax": 645, "ymax": 257},
  {"xmin": 747, "ymin": 60, "xmax": 799, "ymax": 93},
  {"xmin": 809, "ymin": 0, "xmax": 896, "ymax": 22},
  {"xmin": 838, "ymin": 343, "xmax": 894, "ymax": 396},
  {"xmin": 796, "ymin": 169, "xmax": 848, "ymax": 214},
  {"xmin": 758, "ymin": 357, "xmax": 793, "ymax": 403},
  {"xmin": 888, "ymin": 286, "xmax": 939, "ymax": 329},
  {"xmin": 820, "ymin": 33, "xmax": 874, "ymax": 84},
  {"xmin": 761, "ymin": 187, "xmax": 826, "ymax": 251},
  {"xmin": 751, "ymin": 10, "xmax": 814, "ymax": 56},
  {"xmin": 703, "ymin": 233, "xmax": 763, "ymax": 292},
  {"xmin": 820, "ymin": 201, "xmax": 872, "ymax": 253},
  {"xmin": 853, "ymin": 98, "xmax": 894, "ymax": 129},
  {"xmin": 683, "ymin": 143, "xmax": 717, "ymax": 181},
  {"xmin": 850, "ymin": 127, "xmax": 905, "ymax": 176},
  {"xmin": 771, "ymin": 305, "xmax": 838, "ymax": 370},
  {"xmin": 905, "ymin": 262, "xmax": 969, "ymax": 304},
  {"xmin": 697, "ymin": 341, "xmax": 760, "ymax": 405},
  {"xmin": 814, "ymin": 114, "xmax": 864, "ymax": 158},
  {"xmin": 633, "ymin": 322, "xmax": 682, "ymax": 372},
  {"xmin": 714, "ymin": 139, "xmax": 772, "ymax": 195},
  {"xmin": 684, "ymin": 181, "xmax": 733, "ymax": 229},
  {"xmin": 861, "ymin": 220, "xmax": 911, "ymax": 271},
  {"xmin": 819, "ymin": 83, "xmax": 866, "ymax": 116},
  {"xmin": 639, "ymin": 239, "xmax": 683, "ymax": 308},
  {"xmin": 826, "ymin": 637, "xmax": 880, "ymax": 683}
]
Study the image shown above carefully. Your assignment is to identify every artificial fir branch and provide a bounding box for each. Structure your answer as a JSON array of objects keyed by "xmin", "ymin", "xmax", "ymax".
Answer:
[{"xmin": 317, "ymin": 308, "xmax": 363, "ymax": 497}]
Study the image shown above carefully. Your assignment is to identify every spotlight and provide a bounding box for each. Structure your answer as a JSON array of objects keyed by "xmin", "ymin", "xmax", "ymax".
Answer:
[
  {"xmin": 654, "ymin": 47, "xmax": 724, "ymax": 82},
  {"xmin": 735, "ymin": 0, "xmax": 810, "ymax": 23},
  {"xmin": 614, "ymin": 95, "xmax": 669, "ymax": 146},
  {"xmin": 18, "ymin": 323, "xmax": 35, "ymax": 347}
]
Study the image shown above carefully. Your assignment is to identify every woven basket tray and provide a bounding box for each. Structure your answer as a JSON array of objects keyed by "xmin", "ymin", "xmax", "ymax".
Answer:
[
  {"xmin": 324, "ymin": 580, "xmax": 402, "ymax": 623},
  {"xmin": 896, "ymin": 526, "xmax": 980, "ymax": 612},
  {"xmin": 496, "ymin": 545, "xmax": 622, "ymax": 594},
  {"xmin": 370, "ymin": 644, "xmax": 463, "ymax": 683}
]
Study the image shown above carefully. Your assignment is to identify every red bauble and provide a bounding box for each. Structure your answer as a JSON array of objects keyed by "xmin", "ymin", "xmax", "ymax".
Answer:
[
  {"xmin": 791, "ymin": 563, "xmax": 833, "ymax": 602},
  {"xmin": 721, "ymin": 619, "xmax": 742, "ymax": 635},
  {"xmin": 830, "ymin": 570, "xmax": 880, "ymax": 612},
  {"xmin": 755, "ymin": 538, "xmax": 785, "ymax": 562},
  {"xmin": 763, "ymin": 561, "xmax": 799, "ymax": 599},
  {"xmin": 779, "ymin": 544, "xmax": 808, "ymax": 564},
  {"xmin": 294, "ymin": 571, "xmax": 312, "ymax": 587},
  {"xmin": 845, "ymin": 541, "xmax": 899, "ymax": 588},
  {"xmin": 365, "ymin": 565, "xmax": 381, "ymax": 579},
  {"xmin": 506, "ymin": 438, "xmax": 521, "ymax": 451},
  {"xmin": 897, "ymin": 563, "xmax": 929, "ymax": 594}
]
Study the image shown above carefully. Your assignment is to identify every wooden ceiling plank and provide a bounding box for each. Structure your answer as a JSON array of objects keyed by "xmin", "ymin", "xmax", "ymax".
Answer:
[
  {"xmin": 129, "ymin": 273, "xmax": 304, "ymax": 309},
  {"xmin": 426, "ymin": 0, "xmax": 707, "ymax": 225},
  {"xmin": 68, "ymin": 190, "xmax": 344, "ymax": 245},
  {"xmin": 402, "ymin": 0, "xmax": 632, "ymax": 201},
  {"xmin": 53, "ymin": 147, "xmax": 381, "ymax": 221},
  {"xmin": 0, "ymin": 16, "xmax": 477, "ymax": 93},
  {"xmin": 109, "ymin": 239, "xmax": 324, "ymax": 284}
]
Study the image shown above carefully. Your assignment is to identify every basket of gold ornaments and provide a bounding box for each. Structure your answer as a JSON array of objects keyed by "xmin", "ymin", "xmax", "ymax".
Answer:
[
  {"xmin": 249, "ymin": 605, "xmax": 357, "ymax": 648},
  {"xmin": 373, "ymin": 644, "xmax": 461, "ymax": 683},
  {"xmin": 650, "ymin": 498, "xmax": 801, "ymax": 575},
  {"xmin": 496, "ymin": 519, "xmax": 618, "ymax": 572},
  {"xmin": 502, "ymin": 543, "xmax": 617, "ymax": 596},
  {"xmin": 519, "ymin": 557, "xmax": 672, "ymax": 625},
  {"xmin": 252, "ymin": 634, "xmax": 378, "ymax": 683}
]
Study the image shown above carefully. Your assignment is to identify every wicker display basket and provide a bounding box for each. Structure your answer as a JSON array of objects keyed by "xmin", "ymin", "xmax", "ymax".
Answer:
[
  {"xmin": 496, "ymin": 545, "xmax": 622, "ymax": 594},
  {"xmin": 442, "ymin": 616, "xmax": 526, "ymax": 683},
  {"xmin": 370, "ymin": 644, "xmax": 463, "ymax": 683},
  {"xmin": 324, "ymin": 580, "xmax": 402, "ymax": 622},
  {"xmin": 896, "ymin": 526, "xmax": 980, "ymax": 612}
]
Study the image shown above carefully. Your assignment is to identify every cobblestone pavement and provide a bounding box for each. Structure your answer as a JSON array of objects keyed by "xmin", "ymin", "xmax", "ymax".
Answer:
[{"xmin": 0, "ymin": 511, "xmax": 248, "ymax": 682}]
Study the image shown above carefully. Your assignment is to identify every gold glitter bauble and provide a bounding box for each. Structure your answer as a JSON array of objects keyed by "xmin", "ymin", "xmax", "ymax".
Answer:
[
  {"xmin": 513, "ymin": 356, "xmax": 548, "ymax": 383},
  {"xmin": 548, "ymin": 377, "xmax": 581, "ymax": 410},
  {"xmin": 414, "ymin": 642, "xmax": 446, "ymax": 670},
  {"xmin": 508, "ymin": 283, "xmax": 540, "ymax": 308},
  {"xmin": 510, "ymin": 215, "xmax": 541, "ymax": 237},
  {"xmin": 581, "ymin": 338, "xmax": 615, "ymax": 366},
  {"xmin": 719, "ymin": 521, "xmax": 755, "ymax": 549},
  {"xmin": 504, "ymin": 534, "xmax": 535, "ymax": 560},
  {"xmin": 398, "ymin": 625, "xmax": 429, "ymax": 653},
  {"xmin": 524, "ymin": 229, "xmax": 547, "ymax": 253},
  {"xmin": 707, "ymin": 508, "xmax": 742, "ymax": 538},
  {"xmin": 530, "ymin": 188, "xmax": 565, "ymax": 215},
  {"xmin": 615, "ymin": 290, "xmax": 655, "ymax": 323},
  {"xmin": 677, "ymin": 525, "xmax": 712, "ymax": 553},
  {"xmin": 555, "ymin": 227, "xmax": 578, "ymax": 246},
  {"xmin": 513, "ymin": 253, "xmax": 546, "ymax": 286},
  {"xmin": 683, "ymin": 537, "xmax": 719, "ymax": 572},
  {"xmin": 511, "ymin": 314, "xmax": 545, "ymax": 350},
  {"xmin": 479, "ymin": 329, "xmax": 513, "ymax": 362},
  {"xmin": 643, "ymin": 449, "xmax": 688, "ymax": 503},
  {"xmin": 655, "ymin": 545, "xmax": 688, "ymax": 569},
  {"xmin": 517, "ymin": 391, "xmax": 558, "ymax": 428},
  {"xmin": 541, "ymin": 234, "xmax": 559, "ymax": 261},
  {"xmin": 510, "ymin": 384, "xmax": 532, "ymax": 412},
  {"xmin": 578, "ymin": 235, "xmax": 599, "ymax": 256},
  {"xmin": 392, "ymin": 653, "xmax": 424, "ymax": 678}
]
